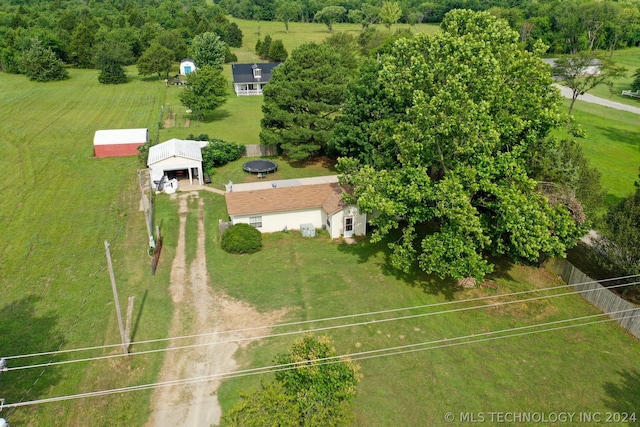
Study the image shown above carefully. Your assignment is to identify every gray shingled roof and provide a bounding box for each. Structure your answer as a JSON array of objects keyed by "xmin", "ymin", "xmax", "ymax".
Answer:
[{"xmin": 231, "ymin": 62, "xmax": 282, "ymax": 84}]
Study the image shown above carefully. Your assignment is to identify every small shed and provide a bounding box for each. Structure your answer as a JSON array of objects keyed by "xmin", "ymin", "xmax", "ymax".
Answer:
[
  {"xmin": 147, "ymin": 139, "xmax": 204, "ymax": 186},
  {"xmin": 93, "ymin": 128, "xmax": 148, "ymax": 158},
  {"xmin": 180, "ymin": 59, "xmax": 197, "ymax": 76}
]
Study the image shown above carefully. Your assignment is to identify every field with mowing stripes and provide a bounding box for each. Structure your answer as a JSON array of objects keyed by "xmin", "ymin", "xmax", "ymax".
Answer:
[{"xmin": 0, "ymin": 21, "xmax": 638, "ymax": 426}]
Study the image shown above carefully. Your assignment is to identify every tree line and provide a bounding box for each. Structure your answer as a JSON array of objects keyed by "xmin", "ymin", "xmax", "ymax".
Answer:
[
  {"xmin": 221, "ymin": 0, "xmax": 640, "ymax": 54},
  {"xmin": 259, "ymin": 10, "xmax": 628, "ymax": 283},
  {"xmin": 0, "ymin": 0, "xmax": 242, "ymax": 81}
]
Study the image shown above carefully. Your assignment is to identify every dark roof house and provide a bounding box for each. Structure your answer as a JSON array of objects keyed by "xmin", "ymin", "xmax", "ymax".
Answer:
[{"xmin": 231, "ymin": 63, "xmax": 282, "ymax": 96}]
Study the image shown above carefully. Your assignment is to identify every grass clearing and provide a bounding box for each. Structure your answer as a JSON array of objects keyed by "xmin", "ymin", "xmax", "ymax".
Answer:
[
  {"xmin": 0, "ymin": 68, "xmax": 173, "ymax": 426},
  {"xmin": 0, "ymin": 18, "xmax": 638, "ymax": 426},
  {"xmin": 587, "ymin": 47, "xmax": 640, "ymax": 105},
  {"xmin": 197, "ymin": 191, "xmax": 640, "ymax": 425},
  {"xmin": 564, "ymin": 98, "xmax": 640, "ymax": 206}
]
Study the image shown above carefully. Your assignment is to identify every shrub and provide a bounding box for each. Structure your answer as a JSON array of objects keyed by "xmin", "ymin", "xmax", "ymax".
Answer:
[
  {"xmin": 632, "ymin": 68, "xmax": 640, "ymax": 92},
  {"xmin": 221, "ymin": 223, "xmax": 262, "ymax": 254}
]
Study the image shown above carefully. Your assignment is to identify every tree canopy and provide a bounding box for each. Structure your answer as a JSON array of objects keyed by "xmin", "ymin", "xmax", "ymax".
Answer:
[
  {"xmin": 179, "ymin": 65, "xmax": 227, "ymax": 120},
  {"xmin": 189, "ymin": 31, "xmax": 227, "ymax": 69},
  {"xmin": 19, "ymin": 37, "xmax": 69, "ymax": 82},
  {"xmin": 261, "ymin": 42, "xmax": 352, "ymax": 160},
  {"xmin": 594, "ymin": 170, "xmax": 640, "ymax": 277},
  {"xmin": 221, "ymin": 334, "xmax": 362, "ymax": 426},
  {"xmin": 137, "ymin": 43, "xmax": 173, "ymax": 79},
  {"xmin": 335, "ymin": 10, "xmax": 586, "ymax": 281}
]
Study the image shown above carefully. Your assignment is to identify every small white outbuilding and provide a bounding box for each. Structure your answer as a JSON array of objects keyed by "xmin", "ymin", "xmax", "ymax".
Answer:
[
  {"xmin": 179, "ymin": 59, "xmax": 197, "ymax": 75},
  {"xmin": 147, "ymin": 139, "xmax": 204, "ymax": 186}
]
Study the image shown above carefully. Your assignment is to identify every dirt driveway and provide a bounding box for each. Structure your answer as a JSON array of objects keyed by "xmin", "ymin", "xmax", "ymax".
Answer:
[{"xmin": 145, "ymin": 192, "xmax": 286, "ymax": 426}]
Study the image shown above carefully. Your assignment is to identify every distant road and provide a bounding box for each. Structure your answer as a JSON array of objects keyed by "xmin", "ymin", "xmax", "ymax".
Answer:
[{"xmin": 554, "ymin": 84, "xmax": 640, "ymax": 115}]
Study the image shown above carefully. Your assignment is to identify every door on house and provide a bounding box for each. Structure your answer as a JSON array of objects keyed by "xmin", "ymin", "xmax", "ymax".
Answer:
[
  {"xmin": 184, "ymin": 66, "xmax": 192, "ymax": 74},
  {"xmin": 344, "ymin": 217, "xmax": 354, "ymax": 237}
]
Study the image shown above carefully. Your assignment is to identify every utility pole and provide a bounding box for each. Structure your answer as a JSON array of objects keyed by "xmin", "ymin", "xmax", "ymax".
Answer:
[{"xmin": 104, "ymin": 241, "xmax": 129, "ymax": 355}]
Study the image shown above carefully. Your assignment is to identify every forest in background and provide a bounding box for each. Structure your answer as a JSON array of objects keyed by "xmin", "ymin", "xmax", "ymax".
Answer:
[{"xmin": 1, "ymin": 0, "xmax": 640, "ymax": 77}]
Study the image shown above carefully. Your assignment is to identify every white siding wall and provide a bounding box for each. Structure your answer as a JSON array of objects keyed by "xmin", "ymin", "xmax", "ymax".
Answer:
[
  {"xmin": 328, "ymin": 207, "xmax": 367, "ymax": 238},
  {"xmin": 232, "ymin": 208, "xmax": 323, "ymax": 233}
]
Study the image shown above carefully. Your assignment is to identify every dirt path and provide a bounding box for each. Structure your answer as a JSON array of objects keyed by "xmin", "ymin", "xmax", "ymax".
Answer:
[{"xmin": 146, "ymin": 193, "xmax": 286, "ymax": 426}]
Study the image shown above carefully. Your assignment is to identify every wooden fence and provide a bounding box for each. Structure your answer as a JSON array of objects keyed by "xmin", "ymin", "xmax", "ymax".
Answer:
[
  {"xmin": 245, "ymin": 144, "xmax": 279, "ymax": 157},
  {"xmin": 545, "ymin": 258, "xmax": 640, "ymax": 340}
]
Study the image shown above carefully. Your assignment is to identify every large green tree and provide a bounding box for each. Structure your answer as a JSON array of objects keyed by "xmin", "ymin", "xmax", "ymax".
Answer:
[
  {"xmin": 314, "ymin": 6, "xmax": 346, "ymax": 32},
  {"xmin": 261, "ymin": 42, "xmax": 351, "ymax": 160},
  {"xmin": 20, "ymin": 37, "xmax": 68, "ymax": 82},
  {"xmin": 335, "ymin": 10, "xmax": 586, "ymax": 282},
  {"xmin": 379, "ymin": 1, "xmax": 402, "ymax": 31},
  {"xmin": 94, "ymin": 40, "xmax": 132, "ymax": 84},
  {"xmin": 221, "ymin": 334, "xmax": 362, "ymax": 427},
  {"xmin": 69, "ymin": 23, "xmax": 95, "ymax": 68},
  {"xmin": 137, "ymin": 43, "xmax": 173, "ymax": 79},
  {"xmin": 189, "ymin": 31, "xmax": 226, "ymax": 69},
  {"xmin": 275, "ymin": 0, "xmax": 302, "ymax": 33},
  {"xmin": 179, "ymin": 65, "xmax": 227, "ymax": 120}
]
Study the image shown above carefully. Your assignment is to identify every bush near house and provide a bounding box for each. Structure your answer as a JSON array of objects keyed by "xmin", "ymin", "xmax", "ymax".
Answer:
[
  {"xmin": 187, "ymin": 134, "xmax": 245, "ymax": 176},
  {"xmin": 221, "ymin": 223, "xmax": 263, "ymax": 254}
]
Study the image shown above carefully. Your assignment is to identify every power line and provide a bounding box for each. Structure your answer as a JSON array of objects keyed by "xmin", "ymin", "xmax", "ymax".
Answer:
[
  {"xmin": 3, "ymin": 309, "xmax": 638, "ymax": 409},
  {"xmin": 5, "ymin": 274, "xmax": 639, "ymax": 365},
  {"xmin": 4, "ymin": 277, "xmax": 640, "ymax": 373}
]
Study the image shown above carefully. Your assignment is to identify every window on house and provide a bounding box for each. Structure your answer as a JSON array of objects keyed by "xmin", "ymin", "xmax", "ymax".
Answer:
[{"xmin": 249, "ymin": 216, "xmax": 262, "ymax": 228}]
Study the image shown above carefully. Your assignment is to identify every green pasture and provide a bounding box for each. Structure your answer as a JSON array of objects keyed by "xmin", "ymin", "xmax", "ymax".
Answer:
[
  {"xmin": 582, "ymin": 47, "xmax": 640, "ymax": 106},
  {"xmin": 0, "ymin": 68, "xmax": 172, "ymax": 426},
  {"xmin": 229, "ymin": 17, "xmax": 440, "ymax": 63},
  {"xmin": 565, "ymin": 98, "xmax": 640, "ymax": 205},
  {"xmin": 0, "ymin": 17, "xmax": 639, "ymax": 427}
]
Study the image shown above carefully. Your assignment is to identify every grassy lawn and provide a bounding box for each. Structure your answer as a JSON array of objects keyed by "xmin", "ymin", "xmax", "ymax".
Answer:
[
  {"xmin": 229, "ymin": 18, "xmax": 440, "ymax": 63},
  {"xmin": 564, "ymin": 98, "xmax": 640, "ymax": 206},
  {"xmin": 1, "ymin": 17, "xmax": 639, "ymax": 427},
  {"xmin": 582, "ymin": 47, "xmax": 640, "ymax": 106},
  {"xmin": 187, "ymin": 191, "xmax": 640, "ymax": 426},
  {"xmin": 0, "ymin": 68, "xmax": 174, "ymax": 426}
]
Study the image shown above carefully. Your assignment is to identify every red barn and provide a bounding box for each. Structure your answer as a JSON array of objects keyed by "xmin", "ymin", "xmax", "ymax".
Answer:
[{"xmin": 93, "ymin": 128, "xmax": 148, "ymax": 157}]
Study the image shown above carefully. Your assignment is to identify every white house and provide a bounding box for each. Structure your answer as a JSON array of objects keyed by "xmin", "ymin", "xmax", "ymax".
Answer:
[
  {"xmin": 179, "ymin": 59, "xmax": 197, "ymax": 76},
  {"xmin": 147, "ymin": 139, "xmax": 204, "ymax": 186},
  {"xmin": 225, "ymin": 183, "xmax": 366, "ymax": 238},
  {"xmin": 543, "ymin": 57, "xmax": 602, "ymax": 79},
  {"xmin": 231, "ymin": 63, "xmax": 281, "ymax": 96}
]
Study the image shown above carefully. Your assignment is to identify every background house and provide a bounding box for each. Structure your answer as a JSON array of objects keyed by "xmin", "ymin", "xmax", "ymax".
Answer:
[
  {"xmin": 225, "ymin": 182, "xmax": 366, "ymax": 238},
  {"xmin": 231, "ymin": 63, "xmax": 281, "ymax": 96},
  {"xmin": 93, "ymin": 128, "xmax": 148, "ymax": 157},
  {"xmin": 179, "ymin": 59, "xmax": 196, "ymax": 75},
  {"xmin": 543, "ymin": 57, "xmax": 602, "ymax": 78},
  {"xmin": 147, "ymin": 138, "xmax": 204, "ymax": 186}
]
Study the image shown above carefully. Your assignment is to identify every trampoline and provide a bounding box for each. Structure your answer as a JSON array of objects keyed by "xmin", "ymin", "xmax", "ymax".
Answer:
[{"xmin": 243, "ymin": 160, "xmax": 278, "ymax": 174}]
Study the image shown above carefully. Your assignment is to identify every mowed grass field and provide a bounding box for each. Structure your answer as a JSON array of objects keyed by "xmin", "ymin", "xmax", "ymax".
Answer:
[
  {"xmin": 190, "ymin": 190, "xmax": 639, "ymax": 426},
  {"xmin": 0, "ymin": 18, "xmax": 638, "ymax": 427},
  {"xmin": 0, "ymin": 68, "xmax": 175, "ymax": 425}
]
